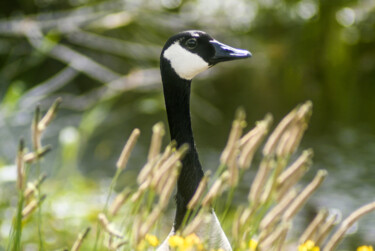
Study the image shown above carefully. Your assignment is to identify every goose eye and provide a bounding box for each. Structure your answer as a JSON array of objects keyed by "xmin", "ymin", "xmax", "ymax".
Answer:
[{"xmin": 185, "ymin": 38, "xmax": 197, "ymax": 49}]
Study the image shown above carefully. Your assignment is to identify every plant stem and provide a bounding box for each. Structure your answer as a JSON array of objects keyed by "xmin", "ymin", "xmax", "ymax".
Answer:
[{"xmin": 93, "ymin": 168, "xmax": 122, "ymax": 251}]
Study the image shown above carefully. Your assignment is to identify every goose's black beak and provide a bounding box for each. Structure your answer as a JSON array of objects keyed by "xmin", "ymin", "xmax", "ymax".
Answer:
[{"xmin": 209, "ymin": 40, "xmax": 252, "ymax": 65}]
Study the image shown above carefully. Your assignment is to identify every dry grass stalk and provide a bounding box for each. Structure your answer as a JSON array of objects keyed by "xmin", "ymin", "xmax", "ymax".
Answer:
[
  {"xmin": 323, "ymin": 201, "xmax": 375, "ymax": 251},
  {"xmin": 276, "ymin": 166, "xmax": 308, "ymax": 202},
  {"xmin": 275, "ymin": 102, "xmax": 312, "ymax": 157},
  {"xmin": 137, "ymin": 162, "xmax": 154, "ymax": 185},
  {"xmin": 233, "ymin": 207, "xmax": 254, "ymax": 243},
  {"xmin": 259, "ymin": 223, "xmax": 290, "ymax": 250},
  {"xmin": 283, "ymin": 170, "xmax": 327, "ymax": 221},
  {"xmin": 314, "ymin": 213, "xmax": 338, "ymax": 246},
  {"xmin": 153, "ymin": 145, "xmax": 188, "ymax": 193},
  {"xmin": 296, "ymin": 100, "xmax": 313, "ymax": 121},
  {"xmin": 158, "ymin": 167, "xmax": 180, "ymax": 208},
  {"xmin": 275, "ymin": 123, "xmax": 301, "ymax": 157},
  {"xmin": 182, "ymin": 211, "xmax": 210, "ymax": 236},
  {"xmin": 201, "ymin": 171, "xmax": 230, "ymax": 207},
  {"xmin": 263, "ymin": 101, "xmax": 312, "ymax": 157},
  {"xmin": 277, "ymin": 149, "xmax": 313, "ymax": 185},
  {"xmin": 38, "ymin": 97, "xmax": 62, "ymax": 131},
  {"xmin": 32, "ymin": 106, "xmax": 42, "ymax": 150},
  {"xmin": 239, "ymin": 207, "xmax": 253, "ymax": 227},
  {"xmin": 138, "ymin": 143, "xmax": 175, "ymax": 186},
  {"xmin": 24, "ymin": 173, "xmax": 47, "ymax": 199},
  {"xmin": 109, "ymin": 240, "xmax": 128, "ymax": 250},
  {"xmin": 228, "ymin": 148, "xmax": 240, "ymax": 187},
  {"xmin": 275, "ymin": 150, "xmax": 312, "ymax": 201},
  {"xmin": 275, "ymin": 224, "xmax": 289, "ymax": 251},
  {"xmin": 259, "ymin": 158, "xmax": 288, "ymax": 204},
  {"xmin": 286, "ymin": 101, "xmax": 312, "ymax": 152},
  {"xmin": 22, "ymin": 194, "xmax": 46, "ymax": 218},
  {"xmin": 139, "ymin": 207, "xmax": 162, "ymax": 239},
  {"xmin": 147, "ymin": 122, "xmax": 165, "ymax": 162},
  {"xmin": 231, "ymin": 207, "xmax": 244, "ymax": 241},
  {"xmin": 31, "ymin": 98, "xmax": 62, "ymax": 151},
  {"xmin": 187, "ymin": 171, "xmax": 210, "ymax": 210},
  {"xmin": 220, "ymin": 108, "xmax": 246, "ymax": 166},
  {"xmin": 116, "ymin": 128, "xmax": 141, "ymax": 170},
  {"xmin": 132, "ymin": 216, "xmax": 142, "ymax": 246},
  {"xmin": 71, "ymin": 227, "xmax": 91, "ymax": 251},
  {"xmin": 138, "ymin": 143, "xmax": 173, "ymax": 186},
  {"xmin": 277, "ymin": 122, "xmax": 306, "ymax": 157},
  {"xmin": 248, "ymin": 160, "xmax": 273, "ymax": 207},
  {"xmin": 144, "ymin": 144, "xmax": 174, "ymax": 189},
  {"xmin": 239, "ymin": 126, "xmax": 259, "ymax": 147},
  {"xmin": 299, "ymin": 209, "xmax": 328, "ymax": 244},
  {"xmin": 232, "ymin": 211, "xmax": 241, "ymax": 241},
  {"xmin": 262, "ymin": 109, "xmax": 296, "ymax": 156},
  {"xmin": 98, "ymin": 213, "xmax": 123, "ymax": 238},
  {"xmin": 260, "ymin": 189, "xmax": 297, "ymax": 231},
  {"xmin": 16, "ymin": 139, "xmax": 25, "ymax": 191},
  {"xmin": 131, "ymin": 178, "xmax": 151, "ymax": 202},
  {"xmin": 238, "ymin": 114, "xmax": 272, "ymax": 169},
  {"xmin": 23, "ymin": 145, "xmax": 52, "ymax": 164},
  {"xmin": 240, "ymin": 114, "xmax": 272, "ymax": 146},
  {"xmin": 110, "ymin": 189, "xmax": 131, "ymax": 216}
]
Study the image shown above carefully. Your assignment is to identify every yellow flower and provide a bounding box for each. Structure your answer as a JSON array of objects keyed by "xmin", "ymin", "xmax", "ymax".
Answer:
[
  {"xmin": 185, "ymin": 233, "xmax": 201, "ymax": 245},
  {"xmin": 145, "ymin": 234, "xmax": 159, "ymax": 247},
  {"xmin": 185, "ymin": 233, "xmax": 203, "ymax": 250},
  {"xmin": 298, "ymin": 240, "xmax": 320, "ymax": 251},
  {"xmin": 168, "ymin": 234, "xmax": 204, "ymax": 251},
  {"xmin": 249, "ymin": 239, "xmax": 258, "ymax": 250},
  {"xmin": 168, "ymin": 235, "xmax": 185, "ymax": 248},
  {"xmin": 357, "ymin": 246, "xmax": 374, "ymax": 251}
]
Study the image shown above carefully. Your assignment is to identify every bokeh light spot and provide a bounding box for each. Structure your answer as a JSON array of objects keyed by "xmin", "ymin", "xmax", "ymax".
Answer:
[{"xmin": 336, "ymin": 7, "xmax": 356, "ymax": 27}]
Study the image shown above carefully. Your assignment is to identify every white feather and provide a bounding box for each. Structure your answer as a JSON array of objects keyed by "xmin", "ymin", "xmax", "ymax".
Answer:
[
  {"xmin": 156, "ymin": 211, "xmax": 232, "ymax": 251},
  {"xmin": 163, "ymin": 42, "xmax": 209, "ymax": 80}
]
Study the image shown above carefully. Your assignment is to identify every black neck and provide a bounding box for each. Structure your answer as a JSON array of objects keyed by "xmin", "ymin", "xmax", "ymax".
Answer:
[{"xmin": 160, "ymin": 59, "xmax": 204, "ymax": 230}]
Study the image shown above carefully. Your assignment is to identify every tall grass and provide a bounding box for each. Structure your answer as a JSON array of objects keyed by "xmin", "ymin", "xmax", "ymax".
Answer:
[{"xmin": 4, "ymin": 99, "xmax": 375, "ymax": 251}]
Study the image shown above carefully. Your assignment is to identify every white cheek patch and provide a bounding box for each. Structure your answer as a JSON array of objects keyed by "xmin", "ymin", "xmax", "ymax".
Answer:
[{"xmin": 163, "ymin": 42, "xmax": 210, "ymax": 80}]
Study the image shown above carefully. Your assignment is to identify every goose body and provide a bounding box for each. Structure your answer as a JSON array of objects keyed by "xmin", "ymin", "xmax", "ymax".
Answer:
[{"xmin": 157, "ymin": 30, "xmax": 251, "ymax": 250}]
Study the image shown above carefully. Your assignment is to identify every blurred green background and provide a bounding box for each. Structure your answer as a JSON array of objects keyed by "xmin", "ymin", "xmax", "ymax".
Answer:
[{"xmin": 0, "ymin": 0, "xmax": 374, "ymax": 249}]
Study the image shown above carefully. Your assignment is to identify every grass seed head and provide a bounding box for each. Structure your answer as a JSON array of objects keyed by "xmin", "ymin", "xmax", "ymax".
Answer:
[
  {"xmin": 201, "ymin": 171, "xmax": 229, "ymax": 207},
  {"xmin": 23, "ymin": 145, "xmax": 52, "ymax": 163},
  {"xmin": 24, "ymin": 173, "xmax": 47, "ymax": 199},
  {"xmin": 32, "ymin": 105, "xmax": 42, "ymax": 150},
  {"xmin": 221, "ymin": 108, "xmax": 246, "ymax": 166},
  {"xmin": 38, "ymin": 97, "xmax": 62, "ymax": 132},
  {"xmin": 248, "ymin": 160, "xmax": 273, "ymax": 207},
  {"xmin": 22, "ymin": 194, "xmax": 47, "ymax": 218},
  {"xmin": 16, "ymin": 138, "xmax": 25, "ymax": 191},
  {"xmin": 110, "ymin": 188, "xmax": 131, "ymax": 216},
  {"xmin": 314, "ymin": 213, "xmax": 338, "ymax": 246},
  {"xmin": 148, "ymin": 122, "xmax": 165, "ymax": 162},
  {"xmin": 116, "ymin": 128, "xmax": 140, "ymax": 170},
  {"xmin": 187, "ymin": 171, "xmax": 210, "ymax": 210},
  {"xmin": 324, "ymin": 201, "xmax": 375, "ymax": 251},
  {"xmin": 299, "ymin": 209, "xmax": 328, "ymax": 244},
  {"xmin": 283, "ymin": 170, "xmax": 327, "ymax": 222},
  {"xmin": 98, "ymin": 213, "xmax": 123, "ymax": 238},
  {"xmin": 263, "ymin": 109, "xmax": 297, "ymax": 156},
  {"xmin": 238, "ymin": 115, "xmax": 271, "ymax": 169},
  {"xmin": 71, "ymin": 227, "xmax": 91, "ymax": 251},
  {"xmin": 139, "ymin": 207, "xmax": 162, "ymax": 239},
  {"xmin": 260, "ymin": 189, "xmax": 297, "ymax": 231}
]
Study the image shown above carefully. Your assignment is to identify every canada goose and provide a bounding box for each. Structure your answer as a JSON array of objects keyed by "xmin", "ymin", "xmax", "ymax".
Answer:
[{"xmin": 157, "ymin": 30, "xmax": 251, "ymax": 250}]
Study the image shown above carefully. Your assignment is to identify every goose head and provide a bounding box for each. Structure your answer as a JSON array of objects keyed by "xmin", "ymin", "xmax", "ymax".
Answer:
[{"xmin": 161, "ymin": 30, "xmax": 251, "ymax": 80}]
